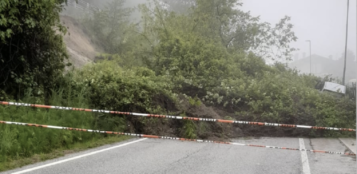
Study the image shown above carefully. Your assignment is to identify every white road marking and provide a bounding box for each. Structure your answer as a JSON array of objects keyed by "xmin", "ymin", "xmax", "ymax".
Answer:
[
  {"xmin": 299, "ymin": 138, "xmax": 311, "ymax": 174},
  {"xmin": 12, "ymin": 138, "xmax": 147, "ymax": 174}
]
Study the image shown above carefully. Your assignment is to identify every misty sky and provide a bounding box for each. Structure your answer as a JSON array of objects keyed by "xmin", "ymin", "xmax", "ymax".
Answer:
[
  {"xmin": 79, "ymin": 0, "xmax": 356, "ymax": 61},
  {"xmin": 241, "ymin": 0, "xmax": 356, "ymax": 61}
]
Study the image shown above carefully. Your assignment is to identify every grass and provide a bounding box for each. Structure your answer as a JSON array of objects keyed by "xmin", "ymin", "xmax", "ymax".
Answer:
[
  {"xmin": 0, "ymin": 135, "xmax": 131, "ymax": 172},
  {"xmin": 0, "ymin": 88, "xmax": 130, "ymax": 172}
]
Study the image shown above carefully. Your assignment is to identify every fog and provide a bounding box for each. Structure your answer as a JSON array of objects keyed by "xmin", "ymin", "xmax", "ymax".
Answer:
[
  {"xmin": 63, "ymin": 0, "xmax": 356, "ymax": 81},
  {"xmin": 241, "ymin": 0, "xmax": 356, "ymax": 61},
  {"xmin": 71, "ymin": 0, "xmax": 356, "ymax": 60}
]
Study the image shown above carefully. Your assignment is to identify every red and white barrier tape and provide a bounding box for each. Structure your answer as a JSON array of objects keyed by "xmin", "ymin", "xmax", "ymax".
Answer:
[
  {"xmin": 0, "ymin": 120, "xmax": 354, "ymax": 156},
  {"xmin": 0, "ymin": 101, "xmax": 355, "ymax": 132}
]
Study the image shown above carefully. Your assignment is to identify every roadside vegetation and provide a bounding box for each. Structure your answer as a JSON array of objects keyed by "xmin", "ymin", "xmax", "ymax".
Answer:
[{"xmin": 0, "ymin": 0, "xmax": 355, "ymax": 171}]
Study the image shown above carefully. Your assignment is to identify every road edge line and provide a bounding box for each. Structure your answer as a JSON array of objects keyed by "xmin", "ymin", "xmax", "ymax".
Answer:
[{"xmin": 12, "ymin": 138, "xmax": 147, "ymax": 174}]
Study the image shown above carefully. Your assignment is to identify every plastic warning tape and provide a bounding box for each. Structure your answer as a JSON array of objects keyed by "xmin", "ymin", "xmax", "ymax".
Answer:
[
  {"xmin": 0, "ymin": 120, "xmax": 354, "ymax": 156},
  {"xmin": 0, "ymin": 101, "xmax": 355, "ymax": 132}
]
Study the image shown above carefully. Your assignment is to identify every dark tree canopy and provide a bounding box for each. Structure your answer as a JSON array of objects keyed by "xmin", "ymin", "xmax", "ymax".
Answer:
[{"xmin": 0, "ymin": 0, "xmax": 68, "ymax": 98}]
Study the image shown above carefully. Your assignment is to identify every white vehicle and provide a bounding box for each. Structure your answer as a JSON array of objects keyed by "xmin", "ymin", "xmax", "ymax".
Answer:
[{"xmin": 321, "ymin": 82, "xmax": 346, "ymax": 97}]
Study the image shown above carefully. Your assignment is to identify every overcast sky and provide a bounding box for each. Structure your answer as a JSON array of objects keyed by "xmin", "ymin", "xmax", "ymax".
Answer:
[{"xmin": 241, "ymin": 0, "xmax": 356, "ymax": 61}]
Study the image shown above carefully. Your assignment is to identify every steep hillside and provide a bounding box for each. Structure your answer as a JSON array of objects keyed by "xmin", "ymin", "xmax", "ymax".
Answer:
[{"xmin": 60, "ymin": 15, "xmax": 102, "ymax": 68}]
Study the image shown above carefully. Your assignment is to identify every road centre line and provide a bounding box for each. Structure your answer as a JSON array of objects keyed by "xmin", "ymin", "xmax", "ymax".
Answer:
[
  {"xmin": 12, "ymin": 138, "xmax": 147, "ymax": 174},
  {"xmin": 299, "ymin": 138, "xmax": 311, "ymax": 174}
]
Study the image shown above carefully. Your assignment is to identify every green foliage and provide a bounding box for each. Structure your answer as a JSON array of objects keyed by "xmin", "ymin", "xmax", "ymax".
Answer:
[
  {"xmin": 182, "ymin": 120, "xmax": 197, "ymax": 139},
  {"xmin": 152, "ymin": 33, "xmax": 232, "ymax": 89},
  {"xmin": 107, "ymin": 0, "xmax": 354, "ymax": 138},
  {"xmin": 81, "ymin": 0, "xmax": 136, "ymax": 54},
  {"xmin": 203, "ymin": 63, "xmax": 355, "ymax": 136},
  {"xmin": 95, "ymin": 53, "xmax": 144, "ymax": 68},
  {"xmin": 0, "ymin": 0, "xmax": 69, "ymax": 98},
  {"xmin": 188, "ymin": 96, "xmax": 201, "ymax": 107},
  {"xmin": 0, "ymin": 86, "xmax": 127, "ymax": 164},
  {"xmin": 1, "ymin": 0, "xmax": 356, "ymax": 167},
  {"xmin": 191, "ymin": 0, "xmax": 298, "ymax": 61},
  {"xmin": 71, "ymin": 60, "xmax": 175, "ymax": 114}
]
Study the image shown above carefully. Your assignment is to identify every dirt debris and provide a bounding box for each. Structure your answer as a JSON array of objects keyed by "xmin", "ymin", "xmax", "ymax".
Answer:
[{"xmin": 60, "ymin": 15, "xmax": 102, "ymax": 68}]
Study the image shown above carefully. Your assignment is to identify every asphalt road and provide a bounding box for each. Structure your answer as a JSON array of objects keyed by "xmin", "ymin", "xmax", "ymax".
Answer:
[{"xmin": 2, "ymin": 137, "xmax": 356, "ymax": 174}]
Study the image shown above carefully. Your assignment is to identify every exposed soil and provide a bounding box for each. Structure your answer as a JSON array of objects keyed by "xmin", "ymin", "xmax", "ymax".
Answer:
[
  {"xmin": 176, "ymin": 95, "xmax": 221, "ymax": 119},
  {"xmin": 173, "ymin": 96, "xmax": 326, "ymax": 139},
  {"xmin": 60, "ymin": 15, "xmax": 102, "ymax": 68}
]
